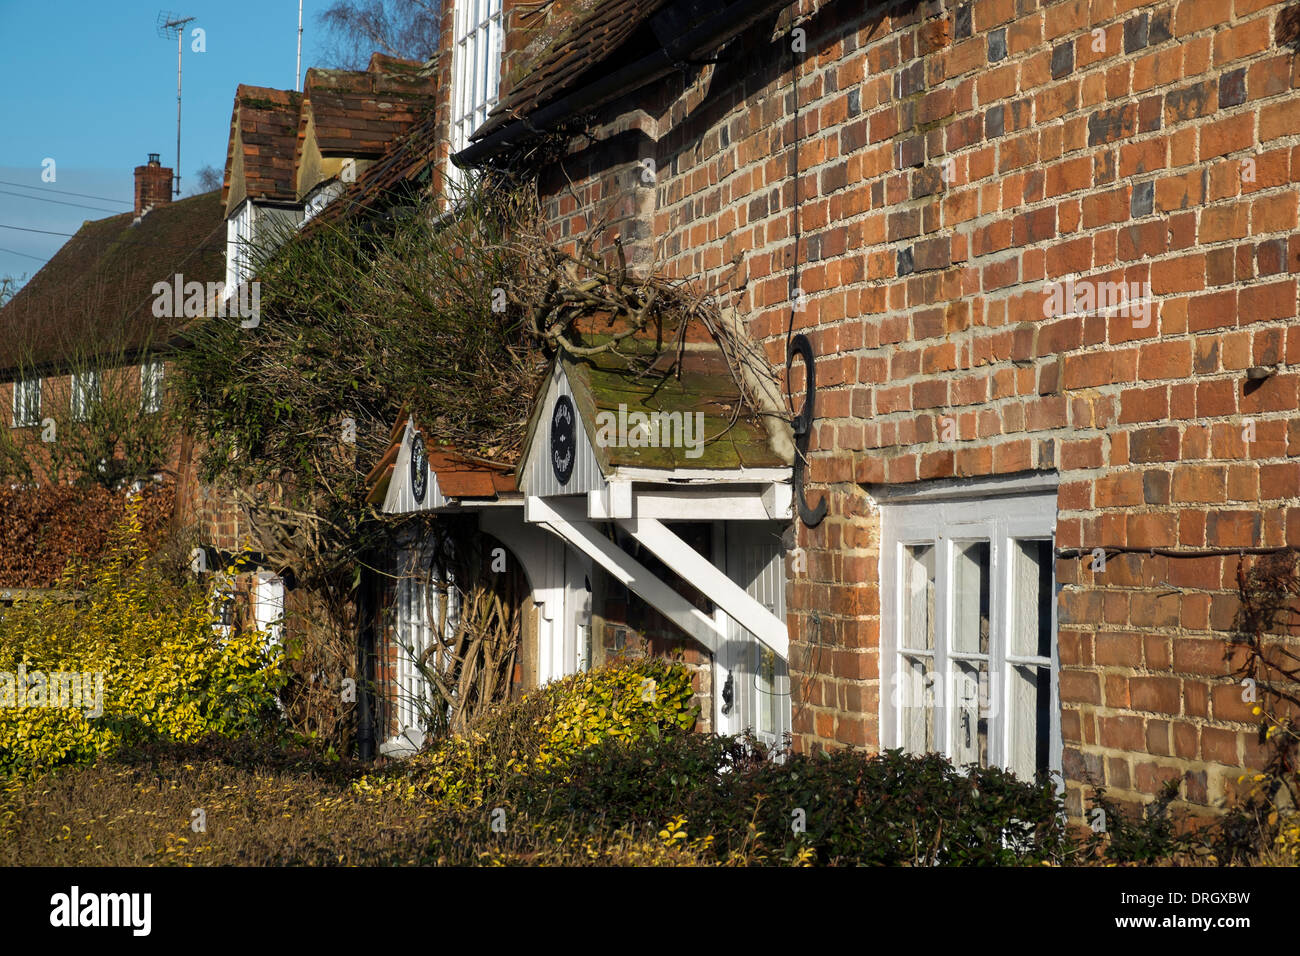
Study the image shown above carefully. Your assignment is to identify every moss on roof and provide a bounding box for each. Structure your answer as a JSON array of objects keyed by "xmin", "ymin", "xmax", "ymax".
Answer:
[{"xmin": 562, "ymin": 342, "xmax": 785, "ymax": 473}]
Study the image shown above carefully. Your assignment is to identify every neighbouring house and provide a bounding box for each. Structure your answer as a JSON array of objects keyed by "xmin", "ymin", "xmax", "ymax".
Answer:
[
  {"xmin": 0, "ymin": 156, "xmax": 235, "ymax": 595},
  {"xmin": 349, "ymin": 0, "xmax": 1300, "ymax": 823}
]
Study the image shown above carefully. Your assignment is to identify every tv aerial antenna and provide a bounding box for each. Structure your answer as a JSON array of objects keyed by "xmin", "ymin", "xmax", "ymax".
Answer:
[{"xmin": 157, "ymin": 11, "xmax": 196, "ymax": 197}]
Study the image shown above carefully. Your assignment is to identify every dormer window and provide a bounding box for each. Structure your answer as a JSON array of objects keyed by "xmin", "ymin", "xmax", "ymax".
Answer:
[
  {"xmin": 224, "ymin": 201, "xmax": 303, "ymax": 300},
  {"xmin": 449, "ymin": 0, "xmax": 504, "ymax": 188},
  {"xmin": 225, "ymin": 201, "xmax": 254, "ymax": 298}
]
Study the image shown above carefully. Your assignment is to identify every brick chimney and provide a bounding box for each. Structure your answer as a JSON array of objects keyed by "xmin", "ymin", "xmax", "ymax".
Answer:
[{"xmin": 134, "ymin": 153, "xmax": 173, "ymax": 217}]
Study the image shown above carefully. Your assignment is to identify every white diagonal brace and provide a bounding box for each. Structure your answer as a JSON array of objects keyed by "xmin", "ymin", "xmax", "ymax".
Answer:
[
  {"xmin": 526, "ymin": 496, "xmax": 724, "ymax": 653},
  {"xmin": 616, "ymin": 516, "xmax": 788, "ymax": 660}
]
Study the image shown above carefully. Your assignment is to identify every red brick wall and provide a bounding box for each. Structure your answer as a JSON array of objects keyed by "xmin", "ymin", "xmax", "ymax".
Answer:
[
  {"xmin": 501, "ymin": 0, "xmax": 1300, "ymax": 815},
  {"xmin": 0, "ymin": 361, "xmax": 248, "ymax": 557}
]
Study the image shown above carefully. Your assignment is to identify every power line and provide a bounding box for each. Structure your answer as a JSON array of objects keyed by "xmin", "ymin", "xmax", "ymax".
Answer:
[
  {"xmin": 0, "ymin": 189, "xmax": 127, "ymax": 215},
  {"xmin": 0, "ymin": 222, "xmax": 224, "ymax": 255},
  {"xmin": 0, "ymin": 246, "xmax": 50, "ymax": 263},
  {"xmin": 0, "ymin": 223, "xmax": 76, "ymax": 237},
  {"xmin": 0, "ymin": 180, "xmax": 132, "ymax": 206}
]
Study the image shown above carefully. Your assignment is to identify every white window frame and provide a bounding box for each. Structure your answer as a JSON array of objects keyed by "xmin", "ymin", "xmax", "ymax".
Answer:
[
  {"xmin": 301, "ymin": 181, "xmax": 345, "ymax": 225},
  {"xmin": 140, "ymin": 358, "xmax": 164, "ymax": 414},
  {"xmin": 225, "ymin": 201, "xmax": 254, "ymax": 295},
  {"xmin": 70, "ymin": 370, "xmax": 101, "ymax": 422},
  {"xmin": 253, "ymin": 571, "xmax": 286, "ymax": 647},
  {"xmin": 11, "ymin": 376, "xmax": 40, "ymax": 427},
  {"xmin": 879, "ymin": 475, "xmax": 1060, "ymax": 783},
  {"xmin": 448, "ymin": 0, "xmax": 504, "ymax": 190}
]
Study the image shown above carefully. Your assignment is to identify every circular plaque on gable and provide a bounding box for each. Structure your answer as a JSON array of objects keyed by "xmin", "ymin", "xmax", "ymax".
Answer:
[
  {"xmin": 410, "ymin": 432, "xmax": 428, "ymax": 504},
  {"xmin": 550, "ymin": 395, "xmax": 576, "ymax": 486}
]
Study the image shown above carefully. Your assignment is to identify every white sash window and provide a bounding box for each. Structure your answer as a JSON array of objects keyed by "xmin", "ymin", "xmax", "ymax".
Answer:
[
  {"xmin": 12, "ymin": 377, "xmax": 40, "ymax": 427},
  {"xmin": 70, "ymin": 370, "xmax": 100, "ymax": 422},
  {"xmin": 448, "ymin": 0, "xmax": 504, "ymax": 188},
  {"xmin": 386, "ymin": 547, "xmax": 460, "ymax": 755},
  {"xmin": 140, "ymin": 359, "xmax": 164, "ymax": 414}
]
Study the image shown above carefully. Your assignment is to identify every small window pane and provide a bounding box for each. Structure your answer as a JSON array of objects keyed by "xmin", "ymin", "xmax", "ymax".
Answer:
[
  {"xmin": 1012, "ymin": 539, "xmax": 1053, "ymax": 659},
  {"xmin": 12, "ymin": 378, "xmax": 40, "ymax": 427},
  {"xmin": 141, "ymin": 360, "xmax": 164, "ymax": 414},
  {"xmin": 902, "ymin": 544, "xmax": 934, "ymax": 651},
  {"xmin": 952, "ymin": 659, "xmax": 989, "ymax": 767},
  {"xmin": 71, "ymin": 371, "xmax": 100, "ymax": 421},
  {"xmin": 901, "ymin": 654, "xmax": 935, "ymax": 754},
  {"xmin": 1010, "ymin": 539, "xmax": 1055, "ymax": 778},
  {"xmin": 755, "ymin": 644, "xmax": 788, "ymax": 739},
  {"xmin": 952, "ymin": 541, "xmax": 990, "ymax": 654},
  {"xmin": 1010, "ymin": 664, "xmax": 1050, "ymax": 778}
]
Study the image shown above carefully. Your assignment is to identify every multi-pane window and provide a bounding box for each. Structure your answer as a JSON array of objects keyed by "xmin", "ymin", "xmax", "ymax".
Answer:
[
  {"xmin": 11, "ymin": 377, "xmax": 40, "ymax": 427},
  {"xmin": 448, "ymin": 0, "xmax": 504, "ymax": 186},
  {"xmin": 70, "ymin": 370, "xmax": 101, "ymax": 422},
  {"xmin": 301, "ymin": 181, "xmax": 344, "ymax": 225},
  {"xmin": 140, "ymin": 359, "xmax": 164, "ymax": 414},
  {"xmin": 881, "ymin": 479, "xmax": 1059, "ymax": 783}
]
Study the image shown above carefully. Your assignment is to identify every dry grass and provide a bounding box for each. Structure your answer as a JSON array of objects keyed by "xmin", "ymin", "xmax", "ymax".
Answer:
[{"xmin": 0, "ymin": 736, "xmax": 730, "ymax": 866}]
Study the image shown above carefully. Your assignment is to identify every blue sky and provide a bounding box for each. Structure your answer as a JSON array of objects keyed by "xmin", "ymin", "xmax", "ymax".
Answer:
[{"xmin": 0, "ymin": 0, "xmax": 337, "ymax": 283}]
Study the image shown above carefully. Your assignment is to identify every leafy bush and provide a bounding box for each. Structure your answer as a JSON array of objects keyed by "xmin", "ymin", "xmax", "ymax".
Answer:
[
  {"xmin": 2, "ymin": 652, "xmax": 1294, "ymax": 866},
  {"xmin": 355, "ymin": 656, "xmax": 699, "ymax": 807},
  {"xmin": 1081, "ymin": 781, "xmax": 1194, "ymax": 864},
  {"xmin": 510, "ymin": 735, "xmax": 1071, "ymax": 866},
  {"xmin": 355, "ymin": 656, "xmax": 1073, "ymax": 864},
  {"xmin": 0, "ymin": 502, "xmax": 284, "ymax": 775}
]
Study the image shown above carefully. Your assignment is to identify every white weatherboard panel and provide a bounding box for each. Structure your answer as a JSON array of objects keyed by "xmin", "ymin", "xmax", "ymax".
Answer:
[
  {"xmin": 522, "ymin": 363, "xmax": 605, "ymax": 498},
  {"xmin": 383, "ymin": 421, "xmax": 447, "ymax": 514}
]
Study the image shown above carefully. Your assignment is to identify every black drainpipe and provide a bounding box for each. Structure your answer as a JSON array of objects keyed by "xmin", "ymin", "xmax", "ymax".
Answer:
[{"xmin": 454, "ymin": 0, "xmax": 794, "ymax": 168}]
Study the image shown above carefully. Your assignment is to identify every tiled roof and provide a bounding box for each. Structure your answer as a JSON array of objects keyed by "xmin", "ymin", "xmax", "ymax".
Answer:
[
  {"xmin": 366, "ymin": 52, "xmax": 425, "ymax": 74},
  {"xmin": 476, "ymin": 0, "xmax": 673, "ymax": 141},
  {"xmin": 308, "ymin": 111, "xmax": 441, "ymax": 228},
  {"xmin": 363, "ymin": 410, "xmax": 518, "ymax": 506},
  {"xmin": 296, "ymin": 64, "xmax": 435, "ymax": 162},
  {"xmin": 223, "ymin": 85, "xmax": 302, "ymax": 213},
  {"xmin": 0, "ymin": 191, "xmax": 225, "ymax": 372}
]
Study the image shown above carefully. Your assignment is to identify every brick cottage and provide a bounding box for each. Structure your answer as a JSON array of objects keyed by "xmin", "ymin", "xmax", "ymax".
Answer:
[{"xmin": 420, "ymin": 0, "xmax": 1299, "ymax": 819}]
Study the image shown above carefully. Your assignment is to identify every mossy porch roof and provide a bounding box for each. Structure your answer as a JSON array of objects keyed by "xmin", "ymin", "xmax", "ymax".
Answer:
[{"xmin": 560, "ymin": 342, "xmax": 785, "ymax": 473}]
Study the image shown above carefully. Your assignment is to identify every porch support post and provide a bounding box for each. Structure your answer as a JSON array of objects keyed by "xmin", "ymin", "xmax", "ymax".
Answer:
[{"xmin": 525, "ymin": 496, "xmax": 724, "ymax": 653}]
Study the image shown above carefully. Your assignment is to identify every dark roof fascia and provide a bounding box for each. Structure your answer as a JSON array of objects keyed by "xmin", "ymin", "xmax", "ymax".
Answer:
[
  {"xmin": 454, "ymin": 0, "xmax": 793, "ymax": 168},
  {"xmin": 228, "ymin": 196, "xmax": 305, "ymax": 219},
  {"xmin": 0, "ymin": 343, "xmax": 171, "ymax": 383}
]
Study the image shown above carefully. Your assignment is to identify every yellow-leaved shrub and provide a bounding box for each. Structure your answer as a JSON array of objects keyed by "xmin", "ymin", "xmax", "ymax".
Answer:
[
  {"xmin": 355, "ymin": 656, "xmax": 698, "ymax": 807},
  {"xmin": 0, "ymin": 500, "xmax": 283, "ymax": 775}
]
